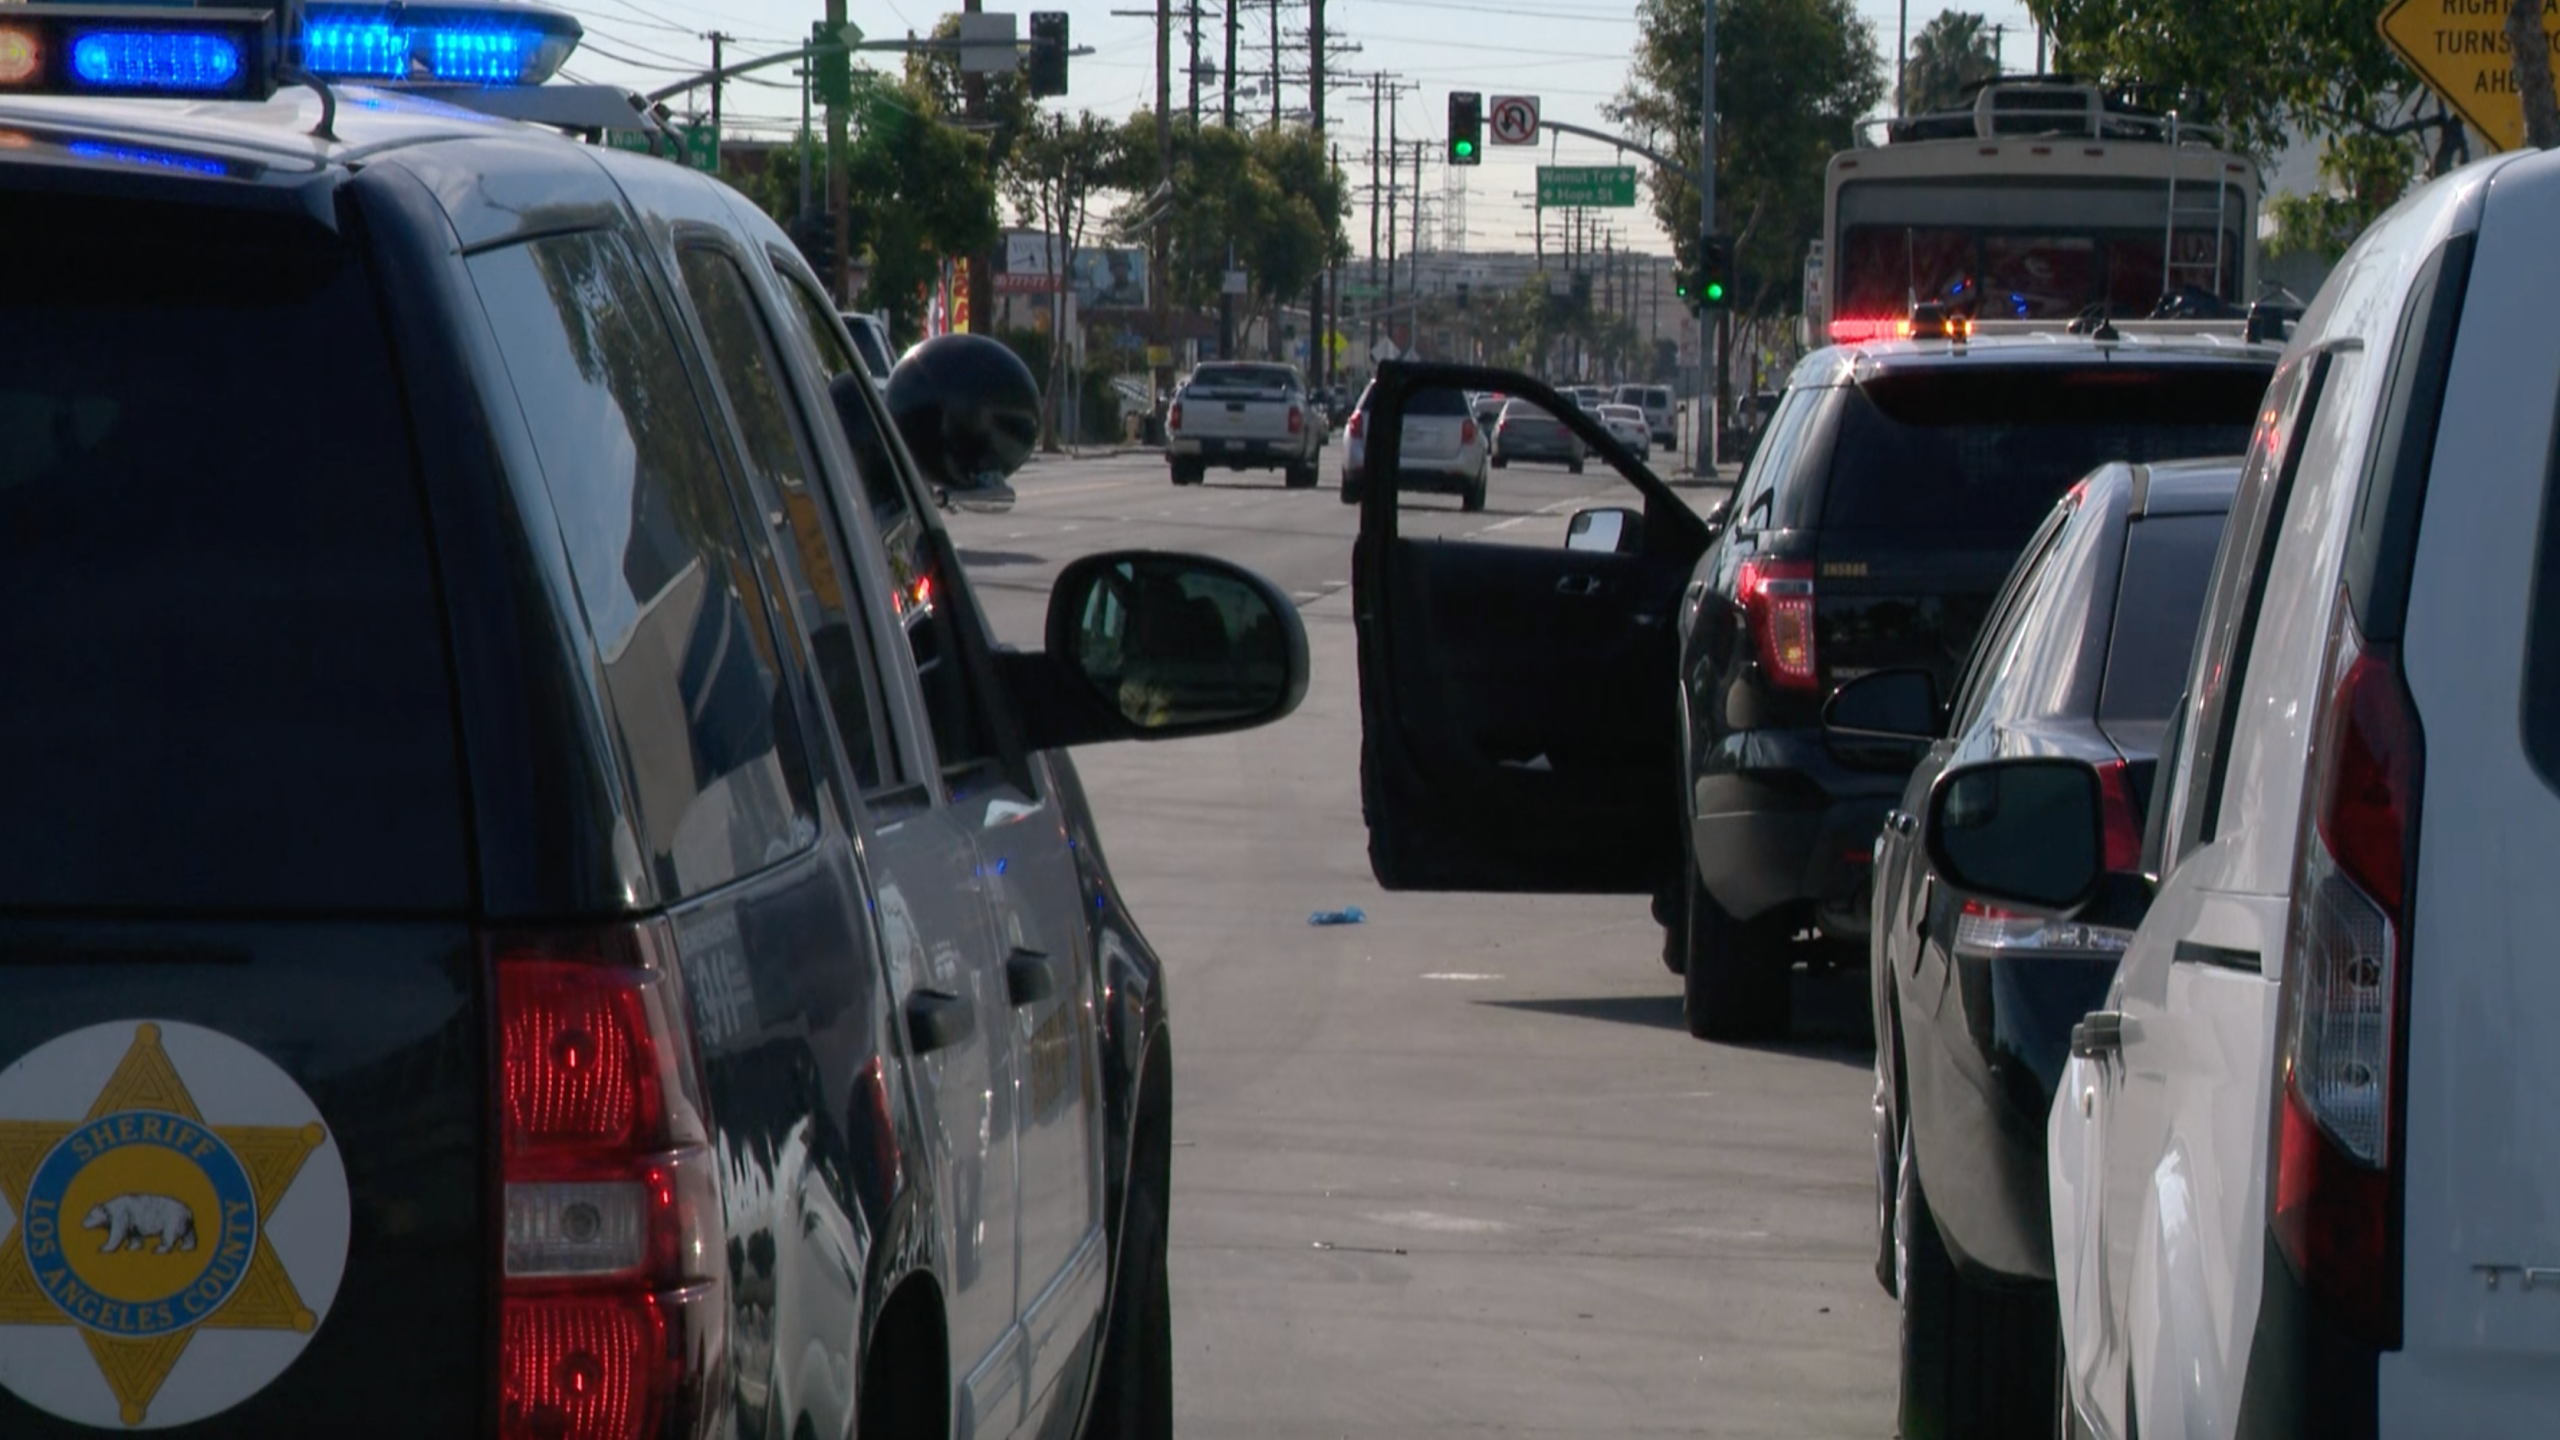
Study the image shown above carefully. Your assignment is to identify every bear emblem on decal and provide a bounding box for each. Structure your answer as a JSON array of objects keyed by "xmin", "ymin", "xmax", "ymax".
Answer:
[{"xmin": 83, "ymin": 1195, "xmax": 198, "ymax": 1255}]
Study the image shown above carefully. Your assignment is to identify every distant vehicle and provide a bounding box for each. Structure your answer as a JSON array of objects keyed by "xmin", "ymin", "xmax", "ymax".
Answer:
[
  {"xmin": 1567, "ymin": 384, "xmax": 1607, "ymax": 412},
  {"xmin": 1614, "ymin": 383, "xmax": 1676, "ymax": 446},
  {"xmin": 1491, "ymin": 398, "xmax": 1587, "ymax": 472},
  {"xmin": 841, "ymin": 311, "xmax": 896, "ymax": 384},
  {"xmin": 1841, "ymin": 456, "xmax": 2238, "ymax": 1436},
  {"xmin": 1342, "ymin": 381, "xmax": 1489, "ymax": 511},
  {"xmin": 1816, "ymin": 79, "xmax": 2260, "ymax": 341},
  {"xmin": 1470, "ymin": 391, "xmax": 1508, "ymax": 431},
  {"xmin": 1596, "ymin": 403, "xmax": 1653, "ymax": 461},
  {"xmin": 1166, "ymin": 362, "xmax": 1323, "ymax": 488}
]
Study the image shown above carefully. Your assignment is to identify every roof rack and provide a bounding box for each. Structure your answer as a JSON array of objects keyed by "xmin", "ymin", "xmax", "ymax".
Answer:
[{"xmin": 1861, "ymin": 78, "xmax": 2234, "ymax": 150}]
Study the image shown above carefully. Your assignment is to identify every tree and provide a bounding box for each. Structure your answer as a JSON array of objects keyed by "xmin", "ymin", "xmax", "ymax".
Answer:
[
  {"xmin": 2509, "ymin": 0, "xmax": 2560, "ymax": 149},
  {"xmin": 1006, "ymin": 112, "xmax": 1118, "ymax": 447},
  {"xmin": 1902, "ymin": 10, "xmax": 1999, "ymax": 116},
  {"xmin": 2265, "ymin": 132, "xmax": 2421, "ymax": 264},
  {"xmin": 1609, "ymin": 0, "xmax": 1885, "ymax": 321},
  {"xmin": 844, "ymin": 72, "xmax": 1000, "ymax": 337}
]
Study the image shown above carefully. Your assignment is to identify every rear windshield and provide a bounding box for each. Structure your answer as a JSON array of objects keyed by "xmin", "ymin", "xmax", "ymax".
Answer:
[
  {"xmin": 1189, "ymin": 364, "xmax": 1297, "ymax": 391},
  {"xmin": 1821, "ymin": 365, "xmax": 2264, "ymax": 542},
  {"xmin": 0, "ymin": 196, "xmax": 468, "ymax": 911},
  {"xmin": 2099, "ymin": 513, "xmax": 2225, "ymax": 724},
  {"xmin": 1408, "ymin": 388, "xmax": 1469, "ymax": 416}
]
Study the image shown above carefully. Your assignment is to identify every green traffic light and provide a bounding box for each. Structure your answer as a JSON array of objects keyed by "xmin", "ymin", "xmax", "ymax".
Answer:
[
  {"xmin": 1454, "ymin": 140, "xmax": 1475, "ymax": 157},
  {"xmin": 1705, "ymin": 281, "xmax": 1725, "ymax": 301}
]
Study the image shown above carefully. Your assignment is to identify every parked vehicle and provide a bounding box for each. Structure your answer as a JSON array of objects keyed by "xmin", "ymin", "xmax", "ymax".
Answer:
[
  {"xmin": 1614, "ymin": 382, "xmax": 1677, "ymax": 446},
  {"xmin": 842, "ymin": 311, "xmax": 897, "ymax": 384},
  {"xmin": 1342, "ymin": 381, "xmax": 1490, "ymax": 511},
  {"xmin": 0, "ymin": 33, "xmax": 1311, "ymax": 1440},
  {"xmin": 1921, "ymin": 146, "xmax": 2560, "ymax": 1440},
  {"xmin": 1835, "ymin": 456, "xmax": 2240, "ymax": 1437},
  {"xmin": 1166, "ymin": 361, "xmax": 1324, "ymax": 487},
  {"xmin": 1491, "ymin": 398, "xmax": 1588, "ymax": 472},
  {"xmin": 1598, "ymin": 402, "xmax": 1654, "ymax": 461},
  {"xmin": 1346, "ymin": 331, "xmax": 2275, "ymax": 1042}
]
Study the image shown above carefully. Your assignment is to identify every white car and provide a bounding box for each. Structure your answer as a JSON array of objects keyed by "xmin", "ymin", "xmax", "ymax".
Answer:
[
  {"xmin": 1921, "ymin": 147, "xmax": 2560, "ymax": 1435},
  {"xmin": 1613, "ymin": 382, "xmax": 1676, "ymax": 446},
  {"xmin": 1341, "ymin": 382, "xmax": 1490, "ymax": 511},
  {"xmin": 1596, "ymin": 402, "xmax": 1651, "ymax": 461}
]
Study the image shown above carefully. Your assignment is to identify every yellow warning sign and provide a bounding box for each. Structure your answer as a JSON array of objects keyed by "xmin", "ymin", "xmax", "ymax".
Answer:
[{"xmin": 2380, "ymin": 0, "xmax": 2560, "ymax": 153}]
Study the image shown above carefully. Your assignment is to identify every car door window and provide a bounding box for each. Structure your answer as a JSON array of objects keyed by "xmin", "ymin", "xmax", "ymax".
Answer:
[
  {"xmin": 1946, "ymin": 503, "xmax": 2075, "ymax": 733},
  {"xmin": 1733, "ymin": 386, "xmax": 1817, "ymax": 528},
  {"xmin": 468, "ymin": 228, "xmax": 818, "ymax": 901},
  {"xmin": 2170, "ymin": 352, "xmax": 2329, "ymax": 866},
  {"xmin": 678, "ymin": 244, "xmax": 903, "ymax": 795}
]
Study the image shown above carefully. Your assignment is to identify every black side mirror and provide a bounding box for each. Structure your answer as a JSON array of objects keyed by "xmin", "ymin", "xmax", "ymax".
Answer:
[
  {"xmin": 1565, "ymin": 507, "xmax": 1645, "ymax": 555},
  {"xmin": 1824, "ymin": 668, "xmax": 1940, "ymax": 741},
  {"xmin": 883, "ymin": 333, "xmax": 1040, "ymax": 503},
  {"xmin": 1924, "ymin": 757, "xmax": 2105, "ymax": 912},
  {"xmin": 1026, "ymin": 550, "xmax": 1310, "ymax": 743}
]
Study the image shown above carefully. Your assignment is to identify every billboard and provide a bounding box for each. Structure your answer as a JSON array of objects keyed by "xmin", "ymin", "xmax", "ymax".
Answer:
[{"xmin": 1072, "ymin": 248, "xmax": 1148, "ymax": 310}]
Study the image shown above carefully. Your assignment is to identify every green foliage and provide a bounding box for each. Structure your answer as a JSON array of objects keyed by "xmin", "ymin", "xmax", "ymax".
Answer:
[
  {"xmin": 2266, "ymin": 133, "xmax": 2422, "ymax": 263},
  {"xmin": 1099, "ymin": 114, "xmax": 1349, "ymax": 317},
  {"xmin": 2025, "ymin": 0, "xmax": 2458, "ymax": 166},
  {"xmin": 1902, "ymin": 10, "xmax": 1999, "ymax": 115},
  {"xmin": 845, "ymin": 71, "xmax": 999, "ymax": 337},
  {"xmin": 1609, "ymin": 0, "xmax": 1885, "ymax": 318}
]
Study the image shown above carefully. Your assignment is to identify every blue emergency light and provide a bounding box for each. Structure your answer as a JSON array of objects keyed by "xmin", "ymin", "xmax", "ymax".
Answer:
[{"xmin": 0, "ymin": 0, "xmax": 580, "ymax": 100}]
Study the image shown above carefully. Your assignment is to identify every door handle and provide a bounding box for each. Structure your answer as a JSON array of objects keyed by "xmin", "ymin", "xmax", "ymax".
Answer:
[
  {"xmin": 2070, "ymin": 1010, "xmax": 2124, "ymax": 1060},
  {"xmin": 905, "ymin": 988, "xmax": 976, "ymax": 1055},
  {"xmin": 1555, "ymin": 574, "xmax": 1605, "ymax": 598},
  {"xmin": 1005, "ymin": 948, "xmax": 1058, "ymax": 1007}
]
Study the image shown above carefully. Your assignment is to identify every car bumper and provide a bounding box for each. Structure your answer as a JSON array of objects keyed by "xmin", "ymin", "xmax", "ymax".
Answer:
[
  {"xmin": 1690, "ymin": 726, "xmax": 1904, "ymax": 934},
  {"xmin": 1904, "ymin": 951, "xmax": 2116, "ymax": 1282},
  {"xmin": 1170, "ymin": 437, "xmax": 1306, "ymax": 465},
  {"xmin": 1342, "ymin": 464, "xmax": 1477, "ymax": 494},
  {"xmin": 1494, "ymin": 439, "xmax": 1582, "ymax": 461}
]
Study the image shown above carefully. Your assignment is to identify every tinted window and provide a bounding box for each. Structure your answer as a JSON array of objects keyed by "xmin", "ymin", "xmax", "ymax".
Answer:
[
  {"xmin": 1821, "ymin": 367, "xmax": 2263, "ymax": 543},
  {"xmin": 2098, "ymin": 514, "xmax": 2224, "ymax": 725},
  {"xmin": 1973, "ymin": 494, "xmax": 2114, "ymax": 726},
  {"xmin": 1408, "ymin": 387, "xmax": 1469, "ymax": 416},
  {"xmin": 679, "ymin": 247, "xmax": 899, "ymax": 793},
  {"xmin": 1948, "ymin": 503, "xmax": 2078, "ymax": 734},
  {"xmin": 470, "ymin": 230, "xmax": 815, "ymax": 899},
  {"xmin": 1189, "ymin": 364, "xmax": 1297, "ymax": 391},
  {"xmin": 0, "ymin": 202, "xmax": 466, "ymax": 911},
  {"xmin": 1734, "ymin": 387, "xmax": 1821, "ymax": 527},
  {"xmin": 777, "ymin": 268, "xmax": 862, "ymax": 379}
]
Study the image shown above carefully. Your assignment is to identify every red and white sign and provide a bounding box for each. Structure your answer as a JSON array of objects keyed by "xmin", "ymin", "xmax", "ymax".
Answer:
[
  {"xmin": 1488, "ymin": 95, "xmax": 1539, "ymax": 146},
  {"xmin": 995, "ymin": 271, "xmax": 1064, "ymax": 294}
]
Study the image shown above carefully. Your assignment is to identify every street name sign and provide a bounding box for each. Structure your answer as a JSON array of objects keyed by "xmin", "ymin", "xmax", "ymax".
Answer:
[
  {"xmin": 1489, "ymin": 95, "xmax": 1539, "ymax": 145},
  {"xmin": 2380, "ymin": 0, "xmax": 2560, "ymax": 153},
  {"xmin": 1536, "ymin": 164, "xmax": 1638, "ymax": 207}
]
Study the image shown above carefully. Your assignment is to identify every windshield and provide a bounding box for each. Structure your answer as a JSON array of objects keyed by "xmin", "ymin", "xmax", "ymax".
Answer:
[{"xmin": 1189, "ymin": 364, "xmax": 1299, "ymax": 391}]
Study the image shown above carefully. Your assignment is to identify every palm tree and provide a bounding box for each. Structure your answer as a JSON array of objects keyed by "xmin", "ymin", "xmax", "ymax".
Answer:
[{"xmin": 1902, "ymin": 10, "xmax": 1999, "ymax": 116}]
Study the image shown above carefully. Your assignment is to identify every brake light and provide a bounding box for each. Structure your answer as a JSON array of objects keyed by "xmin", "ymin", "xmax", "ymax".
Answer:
[
  {"xmin": 2270, "ymin": 600, "xmax": 2418, "ymax": 1350},
  {"xmin": 494, "ymin": 921, "xmax": 722, "ymax": 1440},
  {"xmin": 1167, "ymin": 400, "xmax": 1182, "ymax": 432},
  {"xmin": 2094, "ymin": 759, "xmax": 2144, "ymax": 874},
  {"xmin": 1459, "ymin": 418, "xmax": 1477, "ymax": 446},
  {"xmin": 1737, "ymin": 558, "xmax": 1816, "ymax": 690},
  {"xmin": 1347, "ymin": 411, "xmax": 1366, "ymax": 440},
  {"xmin": 1828, "ymin": 317, "xmax": 1904, "ymax": 343},
  {"xmin": 1288, "ymin": 405, "xmax": 1303, "ymax": 434}
]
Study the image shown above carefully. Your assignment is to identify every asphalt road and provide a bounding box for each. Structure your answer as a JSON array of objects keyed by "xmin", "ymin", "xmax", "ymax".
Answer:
[{"xmin": 946, "ymin": 445, "xmax": 1898, "ymax": 1439}]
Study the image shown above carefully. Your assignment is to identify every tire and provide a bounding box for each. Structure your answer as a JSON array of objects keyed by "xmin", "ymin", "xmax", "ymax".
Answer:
[
  {"xmin": 1490, "ymin": 453, "xmax": 1509, "ymax": 469},
  {"xmin": 1082, "ymin": 1177, "xmax": 1173, "ymax": 1440},
  {"xmin": 1169, "ymin": 461, "xmax": 1203, "ymax": 486},
  {"xmin": 1568, "ymin": 457, "xmax": 1586, "ymax": 475},
  {"xmin": 1678, "ymin": 863, "xmax": 1792, "ymax": 1041},
  {"xmin": 1285, "ymin": 463, "xmax": 1318, "ymax": 489},
  {"xmin": 1340, "ymin": 482, "xmax": 1363, "ymax": 506},
  {"xmin": 1895, "ymin": 1120, "xmax": 2058, "ymax": 1440},
  {"xmin": 1461, "ymin": 477, "xmax": 1487, "ymax": 512}
]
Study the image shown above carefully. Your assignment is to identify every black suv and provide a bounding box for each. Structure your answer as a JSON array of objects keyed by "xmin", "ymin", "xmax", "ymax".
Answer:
[
  {"xmin": 1344, "ymin": 338, "xmax": 2272, "ymax": 1039},
  {"xmin": 0, "ymin": 43, "xmax": 1302, "ymax": 1440}
]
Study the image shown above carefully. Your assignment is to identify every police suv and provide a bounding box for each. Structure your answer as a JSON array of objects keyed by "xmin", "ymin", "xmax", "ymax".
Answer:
[{"xmin": 0, "ymin": 6, "xmax": 1308, "ymax": 1439}]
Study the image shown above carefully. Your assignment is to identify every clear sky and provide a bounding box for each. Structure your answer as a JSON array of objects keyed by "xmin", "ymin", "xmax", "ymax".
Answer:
[{"xmin": 557, "ymin": 0, "xmax": 2051, "ymax": 256}]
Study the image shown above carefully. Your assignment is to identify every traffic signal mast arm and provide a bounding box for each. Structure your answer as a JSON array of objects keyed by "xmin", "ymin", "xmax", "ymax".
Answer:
[{"xmin": 642, "ymin": 28, "xmax": 1088, "ymax": 104}]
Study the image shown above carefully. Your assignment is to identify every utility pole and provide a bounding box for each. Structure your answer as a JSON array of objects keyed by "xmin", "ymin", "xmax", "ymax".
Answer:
[
  {"xmin": 1367, "ymin": 74, "xmax": 1383, "ymax": 362},
  {"xmin": 1384, "ymin": 94, "xmax": 1398, "ymax": 356},
  {"xmin": 1307, "ymin": 0, "xmax": 1326, "ymax": 388},
  {"xmin": 797, "ymin": 55, "xmax": 811, "ymax": 217},
  {"xmin": 1223, "ymin": 0, "xmax": 1238, "ymax": 124},
  {"xmin": 1154, "ymin": 0, "xmax": 1175, "ymax": 408},
  {"xmin": 962, "ymin": 0, "xmax": 990, "ymax": 334},
  {"xmin": 1187, "ymin": 0, "xmax": 1202, "ymax": 125},
  {"xmin": 1268, "ymin": 0, "xmax": 1281, "ymax": 126},
  {"xmin": 1894, "ymin": 0, "xmax": 1907, "ymax": 114},
  {"xmin": 1702, "ymin": 0, "xmax": 1720, "ymax": 469},
  {"xmin": 826, "ymin": 1, "xmax": 850, "ymax": 305},
  {"xmin": 705, "ymin": 31, "xmax": 730, "ymax": 138}
]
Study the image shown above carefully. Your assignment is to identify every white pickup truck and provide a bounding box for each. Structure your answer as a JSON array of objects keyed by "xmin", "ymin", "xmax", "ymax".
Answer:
[{"xmin": 1166, "ymin": 362, "xmax": 1324, "ymax": 488}]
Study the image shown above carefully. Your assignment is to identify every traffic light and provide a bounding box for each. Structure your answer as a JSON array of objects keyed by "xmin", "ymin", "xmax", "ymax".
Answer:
[
  {"xmin": 811, "ymin": 19, "xmax": 851, "ymax": 107},
  {"xmin": 1698, "ymin": 232, "xmax": 1733, "ymax": 309},
  {"xmin": 1027, "ymin": 12, "xmax": 1069, "ymax": 97},
  {"xmin": 1447, "ymin": 91, "xmax": 1482, "ymax": 165}
]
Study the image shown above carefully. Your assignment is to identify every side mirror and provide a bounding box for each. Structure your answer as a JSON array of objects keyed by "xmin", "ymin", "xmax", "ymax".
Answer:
[
  {"xmin": 883, "ymin": 333, "xmax": 1040, "ymax": 498},
  {"xmin": 1702, "ymin": 496, "xmax": 1732, "ymax": 532},
  {"xmin": 1565, "ymin": 506, "xmax": 1645, "ymax": 555},
  {"xmin": 1823, "ymin": 668, "xmax": 1940, "ymax": 741},
  {"xmin": 1924, "ymin": 757, "xmax": 2105, "ymax": 912},
  {"xmin": 1034, "ymin": 550, "xmax": 1310, "ymax": 742}
]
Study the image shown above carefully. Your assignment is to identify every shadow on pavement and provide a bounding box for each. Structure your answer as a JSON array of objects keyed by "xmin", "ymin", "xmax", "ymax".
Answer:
[
  {"xmin": 1473, "ymin": 965, "xmax": 1876, "ymax": 1066},
  {"xmin": 955, "ymin": 549, "xmax": 1044, "ymax": 567},
  {"xmin": 1475, "ymin": 993, "xmax": 1685, "ymax": 1031}
]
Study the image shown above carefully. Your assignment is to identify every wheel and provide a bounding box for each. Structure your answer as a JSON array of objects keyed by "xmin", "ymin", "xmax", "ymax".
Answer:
[
  {"xmin": 1490, "ymin": 453, "xmax": 1509, "ymax": 469},
  {"xmin": 1285, "ymin": 463, "xmax": 1317, "ymax": 489},
  {"xmin": 1461, "ymin": 477, "xmax": 1487, "ymax": 512},
  {"xmin": 1339, "ymin": 482, "xmax": 1363, "ymax": 506},
  {"xmin": 1678, "ymin": 864, "xmax": 1792, "ymax": 1040},
  {"xmin": 1169, "ymin": 461, "xmax": 1203, "ymax": 486},
  {"xmin": 1895, "ymin": 1119, "xmax": 2058, "ymax": 1440},
  {"xmin": 1568, "ymin": 456, "xmax": 1586, "ymax": 475},
  {"xmin": 1082, "ymin": 1175, "xmax": 1173, "ymax": 1440}
]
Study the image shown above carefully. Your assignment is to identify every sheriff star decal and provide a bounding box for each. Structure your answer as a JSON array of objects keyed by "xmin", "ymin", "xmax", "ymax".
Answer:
[{"xmin": 0, "ymin": 1021, "xmax": 349, "ymax": 1429}]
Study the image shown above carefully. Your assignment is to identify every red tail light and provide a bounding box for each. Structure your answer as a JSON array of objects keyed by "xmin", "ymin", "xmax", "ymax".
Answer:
[
  {"xmin": 2270, "ymin": 600, "xmax": 2418, "ymax": 1350},
  {"xmin": 2093, "ymin": 759, "xmax": 2144, "ymax": 874},
  {"xmin": 1287, "ymin": 405, "xmax": 1304, "ymax": 434},
  {"xmin": 1828, "ymin": 316, "xmax": 1903, "ymax": 343},
  {"xmin": 1459, "ymin": 418, "xmax": 1477, "ymax": 446},
  {"xmin": 1347, "ymin": 411, "xmax": 1365, "ymax": 440},
  {"xmin": 1167, "ymin": 400, "xmax": 1183, "ymax": 432},
  {"xmin": 495, "ymin": 921, "xmax": 722, "ymax": 1440},
  {"xmin": 1737, "ymin": 558, "xmax": 1817, "ymax": 690}
]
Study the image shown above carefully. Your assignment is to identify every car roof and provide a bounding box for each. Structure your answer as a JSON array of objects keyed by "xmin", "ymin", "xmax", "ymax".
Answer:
[
  {"xmin": 2076, "ymin": 456, "xmax": 2242, "ymax": 521},
  {"xmin": 1784, "ymin": 331, "xmax": 2281, "ymax": 392},
  {"xmin": 0, "ymin": 88, "xmax": 523, "ymax": 177}
]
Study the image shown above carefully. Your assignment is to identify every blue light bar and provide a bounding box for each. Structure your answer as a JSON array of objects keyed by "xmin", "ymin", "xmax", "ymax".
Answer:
[
  {"xmin": 298, "ymin": 2, "xmax": 581, "ymax": 85},
  {"xmin": 70, "ymin": 29, "xmax": 243, "ymax": 91}
]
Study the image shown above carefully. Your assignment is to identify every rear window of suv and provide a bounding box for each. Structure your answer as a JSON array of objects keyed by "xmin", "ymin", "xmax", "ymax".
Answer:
[
  {"xmin": 1189, "ymin": 364, "xmax": 1297, "ymax": 391},
  {"xmin": 0, "ymin": 197, "xmax": 468, "ymax": 911},
  {"xmin": 1821, "ymin": 364, "xmax": 2265, "ymax": 543}
]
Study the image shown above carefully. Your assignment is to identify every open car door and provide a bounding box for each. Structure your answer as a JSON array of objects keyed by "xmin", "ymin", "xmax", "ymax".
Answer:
[{"xmin": 1354, "ymin": 362, "xmax": 1715, "ymax": 891}]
